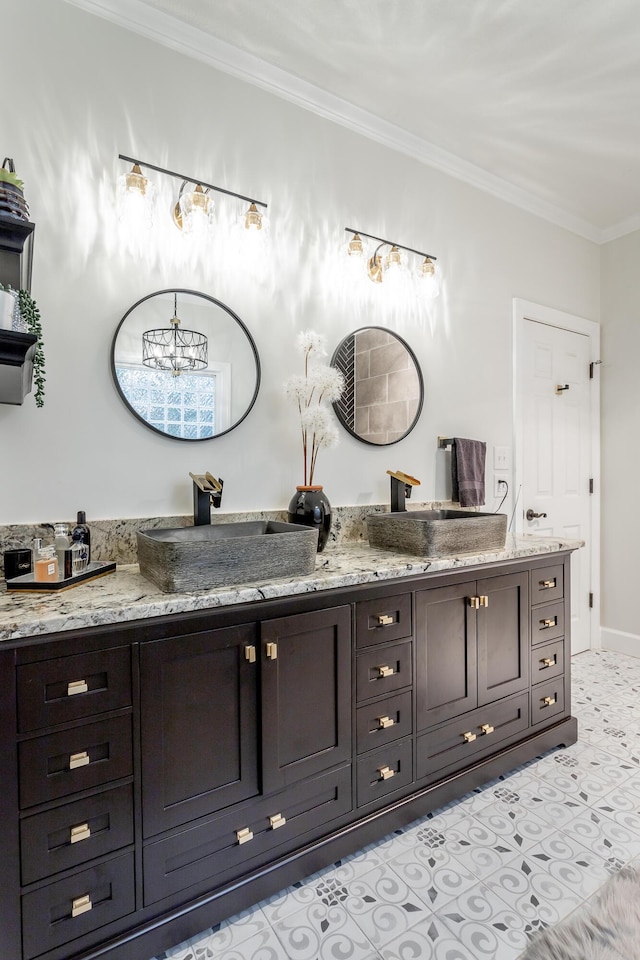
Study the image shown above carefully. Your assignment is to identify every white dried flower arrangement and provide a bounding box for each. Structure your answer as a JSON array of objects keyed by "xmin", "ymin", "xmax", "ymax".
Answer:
[{"xmin": 284, "ymin": 331, "xmax": 344, "ymax": 486}]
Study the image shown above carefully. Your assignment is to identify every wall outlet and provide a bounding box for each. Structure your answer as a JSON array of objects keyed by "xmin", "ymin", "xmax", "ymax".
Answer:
[{"xmin": 493, "ymin": 476, "xmax": 508, "ymax": 498}]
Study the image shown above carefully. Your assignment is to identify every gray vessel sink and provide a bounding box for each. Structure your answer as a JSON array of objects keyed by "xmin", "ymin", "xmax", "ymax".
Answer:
[
  {"xmin": 137, "ymin": 521, "xmax": 318, "ymax": 593},
  {"xmin": 366, "ymin": 509, "xmax": 507, "ymax": 558}
]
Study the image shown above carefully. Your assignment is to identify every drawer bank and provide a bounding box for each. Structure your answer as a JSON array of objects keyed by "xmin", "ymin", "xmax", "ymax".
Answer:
[{"xmin": 0, "ymin": 544, "xmax": 579, "ymax": 960}]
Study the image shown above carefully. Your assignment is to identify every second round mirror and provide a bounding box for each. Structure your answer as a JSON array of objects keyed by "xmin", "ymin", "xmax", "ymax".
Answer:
[{"xmin": 332, "ymin": 327, "xmax": 423, "ymax": 445}]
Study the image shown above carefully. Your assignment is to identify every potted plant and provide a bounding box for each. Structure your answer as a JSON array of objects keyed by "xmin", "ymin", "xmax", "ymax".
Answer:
[
  {"xmin": 0, "ymin": 158, "xmax": 30, "ymax": 221},
  {"xmin": 0, "ymin": 282, "xmax": 46, "ymax": 407},
  {"xmin": 284, "ymin": 331, "xmax": 344, "ymax": 551}
]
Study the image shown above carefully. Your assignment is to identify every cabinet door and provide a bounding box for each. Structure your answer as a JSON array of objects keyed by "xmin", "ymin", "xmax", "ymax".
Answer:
[
  {"xmin": 416, "ymin": 582, "xmax": 477, "ymax": 730},
  {"xmin": 140, "ymin": 623, "xmax": 259, "ymax": 837},
  {"xmin": 477, "ymin": 571, "xmax": 529, "ymax": 706},
  {"xmin": 261, "ymin": 605, "xmax": 351, "ymax": 795}
]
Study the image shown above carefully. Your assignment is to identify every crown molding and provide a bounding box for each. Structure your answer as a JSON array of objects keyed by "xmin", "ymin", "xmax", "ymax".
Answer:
[{"xmin": 65, "ymin": 0, "xmax": 617, "ymax": 244}]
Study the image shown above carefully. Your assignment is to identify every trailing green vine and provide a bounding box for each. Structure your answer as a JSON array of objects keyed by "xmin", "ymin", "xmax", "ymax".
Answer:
[{"xmin": 16, "ymin": 289, "xmax": 46, "ymax": 407}]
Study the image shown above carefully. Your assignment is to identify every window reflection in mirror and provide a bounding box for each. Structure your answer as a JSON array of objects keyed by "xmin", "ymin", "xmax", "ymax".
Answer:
[
  {"xmin": 332, "ymin": 327, "xmax": 423, "ymax": 445},
  {"xmin": 111, "ymin": 289, "xmax": 260, "ymax": 441}
]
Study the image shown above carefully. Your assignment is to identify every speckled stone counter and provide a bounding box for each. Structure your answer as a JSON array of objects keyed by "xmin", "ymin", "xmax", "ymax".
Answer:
[{"xmin": 0, "ymin": 534, "xmax": 582, "ymax": 642}]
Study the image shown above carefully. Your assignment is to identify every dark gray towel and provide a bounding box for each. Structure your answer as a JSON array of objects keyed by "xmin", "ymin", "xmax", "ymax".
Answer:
[{"xmin": 452, "ymin": 438, "xmax": 486, "ymax": 507}]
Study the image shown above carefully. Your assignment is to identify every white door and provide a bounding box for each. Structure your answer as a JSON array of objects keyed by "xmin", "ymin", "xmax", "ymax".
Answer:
[{"xmin": 521, "ymin": 319, "xmax": 593, "ymax": 655}]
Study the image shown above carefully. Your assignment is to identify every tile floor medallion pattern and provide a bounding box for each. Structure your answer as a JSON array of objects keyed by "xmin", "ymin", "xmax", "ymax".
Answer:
[{"xmin": 153, "ymin": 650, "xmax": 640, "ymax": 960}]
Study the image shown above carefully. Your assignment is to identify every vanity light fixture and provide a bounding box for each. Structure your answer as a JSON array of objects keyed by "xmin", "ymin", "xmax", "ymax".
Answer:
[
  {"xmin": 141, "ymin": 293, "xmax": 208, "ymax": 378},
  {"xmin": 118, "ymin": 154, "xmax": 268, "ymax": 240},
  {"xmin": 344, "ymin": 227, "xmax": 439, "ymax": 295}
]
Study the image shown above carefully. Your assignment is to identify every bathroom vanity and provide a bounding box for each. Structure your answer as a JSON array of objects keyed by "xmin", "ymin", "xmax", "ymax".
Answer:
[{"xmin": 0, "ymin": 537, "xmax": 579, "ymax": 960}]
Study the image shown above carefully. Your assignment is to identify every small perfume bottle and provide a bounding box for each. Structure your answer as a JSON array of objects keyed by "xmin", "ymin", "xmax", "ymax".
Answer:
[
  {"xmin": 34, "ymin": 545, "xmax": 59, "ymax": 582},
  {"xmin": 54, "ymin": 523, "xmax": 70, "ymax": 575}
]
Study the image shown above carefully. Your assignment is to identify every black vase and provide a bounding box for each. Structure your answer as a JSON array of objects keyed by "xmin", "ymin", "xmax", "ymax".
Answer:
[{"xmin": 287, "ymin": 486, "xmax": 331, "ymax": 553}]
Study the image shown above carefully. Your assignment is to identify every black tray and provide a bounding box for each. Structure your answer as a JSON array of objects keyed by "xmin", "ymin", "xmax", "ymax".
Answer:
[{"xmin": 6, "ymin": 560, "xmax": 116, "ymax": 592}]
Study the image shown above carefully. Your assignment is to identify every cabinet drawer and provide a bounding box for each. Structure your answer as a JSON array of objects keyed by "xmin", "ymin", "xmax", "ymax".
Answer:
[
  {"xmin": 531, "ymin": 678, "xmax": 565, "ymax": 725},
  {"xmin": 21, "ymin": 851, "xmax": 135, "ymax": 960},
  {"xmin": 531, "ymin": 640, "xmax": 565, "ymax": 685},
  {"xmin": 18, "ymin": 646, "xmax": 131, "ymax": 733},
  {"xmin": 143, "ymin": 763, "xmax": 352, "ymax": 906},
  {"xmin": 356, "ymin": 691, "xmax": 412, "ymax": 755},
  {"xmin": 416, "ymin": 692, "xmax": 529, "ymax": 781},
  {"xmin": 531, "ymin": 564, "xmax": 564, "ymax": 605},
  {"xmin": 531, "ymin": 602, "xmax": 565, "ymax": 644},
  {"xmin": 19, "ymin": 714, "xmax": 133, "ymax": 809},
  {"xmin": 20, "ymin": 784, "xmax": 133, "ymax": 885},
  {"xmin": 356, "ymin": 640, "xmax": 412, "ymax": 702},
  {"xmin": 355, "ymin": 593, "xmax": 412, "ymax": 648},
  {"xmin": 356, "ymin": 736, "xmax": 413, "ymax": 807}
]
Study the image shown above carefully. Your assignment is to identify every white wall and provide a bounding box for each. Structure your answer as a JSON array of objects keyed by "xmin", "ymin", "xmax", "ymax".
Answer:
[
  {"xmin": 600, "ymin": 231, "xmax": 640, "ymax": 653},
  {"xmin": 0, "ymin": 0, "xmax": 600, "ymax": 524}
]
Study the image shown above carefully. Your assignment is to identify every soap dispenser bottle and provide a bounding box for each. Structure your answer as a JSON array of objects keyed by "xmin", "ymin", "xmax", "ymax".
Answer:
[{"xmin": 71, "ymin": 511, "xmax": 91, "ymax": 562}]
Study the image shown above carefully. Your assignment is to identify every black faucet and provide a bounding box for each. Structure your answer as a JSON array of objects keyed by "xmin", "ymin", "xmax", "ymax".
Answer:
[
  {"xmin": 387, "ymin": 470, "xmax": 421, "ymax": 512},
  {"xmin": 190, "ymin": 472, "xmax": 224, "ymax": 525}
]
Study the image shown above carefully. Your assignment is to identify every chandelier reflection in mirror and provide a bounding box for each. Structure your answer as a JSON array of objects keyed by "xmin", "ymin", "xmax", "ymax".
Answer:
[
  {"xmin": 142, "ymin": 293, "xmax": 208, "ymax": 377},
  {"xmin": 343, "ymin": 228, "xmax": 440, "ymax": 299},
  {"xmin": 117, "ymin": 154, "xmax": 268, "ymax": 242}
]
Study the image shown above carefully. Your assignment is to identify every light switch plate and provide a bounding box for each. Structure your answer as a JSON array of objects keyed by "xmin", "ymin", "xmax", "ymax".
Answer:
[{"xmin": 493, "ymin": 446, "xmax": 510, "ymax": 470}]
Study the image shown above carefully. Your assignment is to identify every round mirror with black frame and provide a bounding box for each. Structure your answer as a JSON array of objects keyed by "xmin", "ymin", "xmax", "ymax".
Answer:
[
  {"xmin": 331, "ymin": 326, "xmax": 423, "ymax": 445},
  {"xmin": 111, "ymin": 288, "xmax": 260, "ymax": 441}
]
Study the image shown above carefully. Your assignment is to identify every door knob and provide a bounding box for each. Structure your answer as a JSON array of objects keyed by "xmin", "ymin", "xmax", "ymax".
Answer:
[{"xmin": 526, "ymin": 509, "xmax": 547, "ymax": 521}]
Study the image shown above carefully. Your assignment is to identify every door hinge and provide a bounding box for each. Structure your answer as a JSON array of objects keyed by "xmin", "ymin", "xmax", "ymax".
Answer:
[
  {"xmin": 589, "ymin": 360, "xmax": 602, "ymax": 379},
  {"xmin": 589, "ymin": 592, "xmax": 594, "ymax": 608},
  {"xmin": 589, "ymin": 478, "xmax": 594, "ymax": 494}
]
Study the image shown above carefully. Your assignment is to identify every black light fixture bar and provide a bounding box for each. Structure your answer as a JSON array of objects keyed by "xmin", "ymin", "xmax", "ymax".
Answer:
[
  {"xmin": 119, "ymin": 154, "xmax": 268, "ymax": 209},
  {"xmin": 345, "ymin": 227, "xmax": 436, "ymax": 261}
]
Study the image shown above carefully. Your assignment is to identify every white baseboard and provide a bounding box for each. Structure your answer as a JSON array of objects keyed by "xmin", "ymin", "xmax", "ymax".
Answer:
[{"xmin": 600, "ymin": 627, "xmax": 640, "ymax": 659}]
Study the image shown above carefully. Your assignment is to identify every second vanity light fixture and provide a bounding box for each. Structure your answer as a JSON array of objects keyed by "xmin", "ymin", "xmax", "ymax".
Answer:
[
  {"xmin": 344, "ymin": 228, "xmax": 439, "ymax": 297},
  {"xmin": 117, "ymin": 154, "xmax": 268, "ymax": 239}
]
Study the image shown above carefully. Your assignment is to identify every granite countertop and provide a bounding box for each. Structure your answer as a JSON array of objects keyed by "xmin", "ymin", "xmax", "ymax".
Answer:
[{"xmin": 0, "ymin": 535, "xmax": 583, "ymax": 642}]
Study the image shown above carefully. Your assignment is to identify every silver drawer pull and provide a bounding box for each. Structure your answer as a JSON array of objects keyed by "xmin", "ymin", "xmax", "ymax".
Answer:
[
  {"xmin": 70, "ymin": 822, "xmax": 91, "ymax": 844},
  {"xmin": 72, "ymin": 894, "xmax": 92, "ymax": 918},
  {"xmin": 543, "ymin": 695, "xmax": 557, "ymax": 706},
  {"xmin": 377, "ymin": 715, "xmax": 395, "ymax": 729},
  {"xmin": 69, "ymin": 751, "xmax": 90, "ymax": 770},
  {"xmin": 236, "ymin": 827, "xmax": 254, "ymax": 845},
  {"xmin": 378, "ymin": 614, "xmax": 394, "ymax": 626},
  {"xmin": 462, "ymin": 731, "xmax": 476, "ymax": 743},
  {"xmin": 378, "ymin": 765, "xmax": 395, "ymax": 781},
  {"xmin": 540, "ymin": 579, "xmax": 556, "ymax": 589},
  {"xmin": 269, "ymin": 812, "xmax": 286, "ymax": 830},
  {"xmin": 541, "ymin": 656, "xmax": 556, "ymax": 668},
  {"xmin": 541, "ymin": 617, "xmax": 557, "ymax": 628},
  {"xmin": 67, "ymin": 680, "xmax": 88, "ymax": 696},
  {"xmin": 377, "ymin": 665, "xmax": 395, "ymax": 678}
]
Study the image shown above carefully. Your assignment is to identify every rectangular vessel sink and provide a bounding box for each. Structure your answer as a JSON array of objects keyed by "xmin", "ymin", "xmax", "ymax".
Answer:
[
  {"xmin": 137, "ymin": 521, "xmax": 318, "ymax": 593},
  {"xmin": 366, "ymin": 510, "xmax": 507, "ymax": 558}
]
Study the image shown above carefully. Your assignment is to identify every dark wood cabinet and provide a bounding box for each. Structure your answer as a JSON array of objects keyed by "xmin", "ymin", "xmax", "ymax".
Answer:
[
  {"xmin": 140, "ymin": 623, "xmax": 259, "ymax": 836},
  {"xmin": 416, "ymin": 570, "xmax": 528, "ymax": 731},
  {"xmin": 0, "ymin": 552, "xmax": 577, "ymax": 960},
  {"xmin": 261, "ymin": 605, "xmax": 351, "ymax": 794}
]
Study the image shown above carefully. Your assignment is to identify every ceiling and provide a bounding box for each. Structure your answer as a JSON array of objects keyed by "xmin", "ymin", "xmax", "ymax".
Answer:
[{"xmin": 68, "ymin": 0, "xmax": 640, "ymax": 243}]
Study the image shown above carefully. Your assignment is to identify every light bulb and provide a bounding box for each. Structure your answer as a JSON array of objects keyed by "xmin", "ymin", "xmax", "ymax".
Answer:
[
  {"xmin": 117, "ymin": 163, "xmax": 155, "ymax": 228},
  {"xmin": 418, "ymin": 257, "xmax": 440, "ymax": 298},
  {"xmin": 244, "ymin": 202, "xmax": 263, "ymax": 230},
  {"xmin": 347, "ymin": 233, "xmax": 364, "ymax": 257},
  {"xmin": 175, "ymin": 184, "xmax": 214, "ymax": 236}
]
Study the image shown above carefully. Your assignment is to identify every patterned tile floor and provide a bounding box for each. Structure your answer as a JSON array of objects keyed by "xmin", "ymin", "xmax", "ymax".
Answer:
[{"xmin": 154, "ymin": 649, "xmax": 640, "ymax": 960}]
